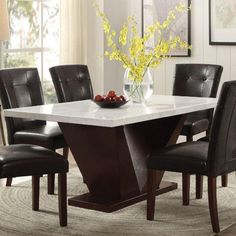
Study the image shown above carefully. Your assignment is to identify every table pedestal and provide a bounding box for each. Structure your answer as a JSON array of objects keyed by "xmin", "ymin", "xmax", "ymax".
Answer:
[
  {"xmin": 68, "ymin": 181, "xmax": 177, "ymax": 212},
  {"xmin": 59, "ymin": 115, "xmax": 184, "ymax": 212}
]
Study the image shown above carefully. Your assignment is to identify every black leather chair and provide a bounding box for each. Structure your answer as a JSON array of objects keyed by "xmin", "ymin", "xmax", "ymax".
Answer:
[
  {"xmin": 173, "ymin": 64, "xmax": 223, "ymax": 199},
  {"xmin": 147, "ymin": 81, "xmax": 236, "ymax": 233},
  {"xmin": 0, "ymin": 144, "xmax": 68, "ymax": 226},
  {"xmin": 173, "ymin": 64, "xmax": 223, "ymax": 141},
  {"xmin": 196, "ymin": 136, "xmax": 228, "ymax": 197},
  {"xmin": 49, "ymin": 64, "xmax": 93, "ymax": 103},
  {"xmin": 0, "ymin": 68, "xmax": 69, "ymax": 194}
]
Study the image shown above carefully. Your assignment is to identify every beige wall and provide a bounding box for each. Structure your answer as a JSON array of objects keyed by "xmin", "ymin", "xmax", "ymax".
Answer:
[
  {"xmin": 87, "ymin": 0, "xmax": 104, "ymax": 95},
  {"xmin": 150, "ymin": 0, "xmax": 236, "ymax": 96},
  {"xmin": 103, "ymin": 0, "xmax": 130, "ymax": 94},
  {"xmin": 87, "ymin": 0, "xmax": 236, "ymax": 95},
  {"xmin": 87, "ymin": 0, "xmax": 130, "ymax": 95}
]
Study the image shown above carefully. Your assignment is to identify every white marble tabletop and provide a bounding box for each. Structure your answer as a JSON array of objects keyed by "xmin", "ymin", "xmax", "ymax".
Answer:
[{"xmin": 4, "ymin": 95, "xmax": 217, "ymax": 127}]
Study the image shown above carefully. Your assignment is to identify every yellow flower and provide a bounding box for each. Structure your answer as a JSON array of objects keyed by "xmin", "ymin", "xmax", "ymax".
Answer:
[
  {"xmin": 94, "ymin": 1, "xmax": 191, "ymax": 82},
  {"xmin": 119, "ymin": 24, "xmax": 128, "ymax": 46},
  {"xmin": 176, "ymin": 2, "xmax": 188, "ymax": 12}
]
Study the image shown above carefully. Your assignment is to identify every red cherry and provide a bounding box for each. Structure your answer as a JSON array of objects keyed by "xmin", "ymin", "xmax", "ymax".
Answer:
[
  {"xmin": 94, "ymin": 95, "xmax": 103, "ymax": 102},
  {"xmin": 115, "ymin": 96, "xmax": 122, "ymax": 102},
  {"xmin": 105, "ymin": 96, "xmax": 112, "ymax": 102},
  {"xmin": 108, "ymin": 90, "xmax": 116, "ymax": 97},
  {"xmin": 119, "ymin": 95, "xmax": 126, "ymax": 101},
  {"xmin": 111, "ymin": 96, "xmax": 116, "ymax": 102}
]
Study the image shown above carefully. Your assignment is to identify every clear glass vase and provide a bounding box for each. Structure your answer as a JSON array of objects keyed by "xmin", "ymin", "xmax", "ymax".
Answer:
[{"xmin": 123, "ymin": 68, "xmax": 154, "ymax": 103}]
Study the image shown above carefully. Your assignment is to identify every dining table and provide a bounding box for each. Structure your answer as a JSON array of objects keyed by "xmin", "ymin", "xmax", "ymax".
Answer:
[{"xmin": 4, "ymin": 95, "xmax": 217, "ymax": 213}]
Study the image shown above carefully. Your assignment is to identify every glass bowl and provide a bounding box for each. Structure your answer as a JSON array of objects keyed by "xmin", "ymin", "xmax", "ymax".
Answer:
[{"xmin": 93, "ymin": 100, "xmax": 128, "ymax": 108}]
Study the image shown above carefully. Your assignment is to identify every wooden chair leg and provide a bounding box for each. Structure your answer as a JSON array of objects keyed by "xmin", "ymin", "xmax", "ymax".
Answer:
[
  {"xmin": 47, "ymin": 147, "xmax": 68, "ymax": 195},
  {"xmin": 147, "ymin": 169, "xmax": 157, "ymax": 221},
  {"xmin": 48, "ymin": 174, "xmax": 55, "ymax": 195},
  {"xmin": 196, "ymin": 174, "xmax": 203, "ymax": 199},
  {"xmin": 182, "ymin": 173, "xmax": 190, "ymax": 205},
  {"xmin": 186, "ymin": 135, "xmax": 193, "ymax": 142},
  {"xmin": 58, "ymin": 172, "xmax": 67, "ymax": 227},
  {"xmin": 6, "ymin": 177, "xmax": 13, "ymax": 187},
  {"xmin": 32, "ymin": 176, "xmax": 40, "ymax": 211},
  {"xmin": 208, "ymin": 176, "xmax": 220, "ymax": 233},
  {"xmin": 63, "ymin": 147, "xmax": 69, "ymax": 158},
  {"xmin": 222, "ymin": 174, "xmax": 228, "ymax": 187}
]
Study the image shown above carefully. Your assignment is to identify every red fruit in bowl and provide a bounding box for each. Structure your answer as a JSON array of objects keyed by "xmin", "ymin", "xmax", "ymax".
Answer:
[
  {"xmin": 94, "ymin": 94, "xmax": 103, "ymax": 102},
  {"xmin": 110, "ymin": 96, "xmax": 116, "ymax": 102},
  {"xmin": 115, "ymin": 96, "xmax": 122, "ymax": 102},
  {"xmin": 94, "ymin": 91, "xmax": 127, "ymax": 106},
  {"xmin": 108, "ymin": 90, "xmax": 116, "ymax": 97},
  {"xmin": 119, "ymin": 95, "xmax": 126, "ymax": 101},
  {"xmin": 105, "ymin": 96, "xmax": 112, "ymax": 102}
]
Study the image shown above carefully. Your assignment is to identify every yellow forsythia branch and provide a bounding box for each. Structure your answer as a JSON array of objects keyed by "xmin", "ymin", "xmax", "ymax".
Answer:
[{"xmin": 93, "ymin": 1, "xmax": 191, "ymax": 82}]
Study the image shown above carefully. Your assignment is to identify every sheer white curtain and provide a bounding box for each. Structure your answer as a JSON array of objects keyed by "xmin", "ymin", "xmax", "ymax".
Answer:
[{"xmin": 60, "ymin": 0, "xmax": 87, "ymax": 64}]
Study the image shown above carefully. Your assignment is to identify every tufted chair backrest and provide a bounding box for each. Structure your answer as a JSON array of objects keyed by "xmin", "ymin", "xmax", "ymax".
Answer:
[
  {"xmin": 49, "ymin": 65, "xmax": 93, "ymax": 103},
  {"xmin": 0, "ymin": 68, "xmax": 46, "ymax": 144},
  {"xmin": 208, "ymin": 81, "xmax": 236, "ymax": 176},
  {"xmin": 173, "ymin": 64, "xmax": 223, "ymax": 120}
]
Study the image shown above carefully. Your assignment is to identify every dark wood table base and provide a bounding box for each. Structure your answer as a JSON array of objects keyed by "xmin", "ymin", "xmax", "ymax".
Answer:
[
  {"xmin": 59, "ymin": 115, "xmax": 185, "ymax": 212},
  {"xmin": 68, "ymin": 181, "xmax": 177, "ymax": 213}
]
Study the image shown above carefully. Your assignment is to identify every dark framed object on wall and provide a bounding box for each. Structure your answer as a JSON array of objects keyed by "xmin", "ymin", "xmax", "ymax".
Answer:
[
  {"xmin": 142, "ymin": 0, "xmax": 191, "ymax": 57},
  {"xmin": 209, "ymin": 0, "xmax": 236, "ymax": 45}
]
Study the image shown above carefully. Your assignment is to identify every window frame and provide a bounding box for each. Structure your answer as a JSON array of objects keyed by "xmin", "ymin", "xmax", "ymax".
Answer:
[{"xmin": 2, "ymin": 0, "xmax": 59, "ymax": 85}]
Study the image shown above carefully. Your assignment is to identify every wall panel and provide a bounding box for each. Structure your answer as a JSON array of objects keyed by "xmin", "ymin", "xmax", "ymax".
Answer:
[{"xmin": 87, "ymin": 0, "xmax": 236, "ymax": 95}]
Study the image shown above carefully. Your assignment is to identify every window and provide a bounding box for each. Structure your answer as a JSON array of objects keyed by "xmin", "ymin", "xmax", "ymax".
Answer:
[{"xmin": 3, "ymin": 0, "xmax": 60, "ymax": 104}]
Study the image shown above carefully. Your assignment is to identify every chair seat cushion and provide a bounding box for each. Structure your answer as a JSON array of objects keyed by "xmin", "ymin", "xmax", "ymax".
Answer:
[
  {"xmin": 13, "ymin": 122, "xmax": 67, "ymax": 150},
  {"xmin": 181, "ymin": 115, "xmax": 209, "ymax": 136},
  {"xmin": 0, "ymin": 144, "xmax": 68, "ymax": 178},
  {"xmin": 147, "ymin": 141, "xmax": 209, "ymax": 175}
]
